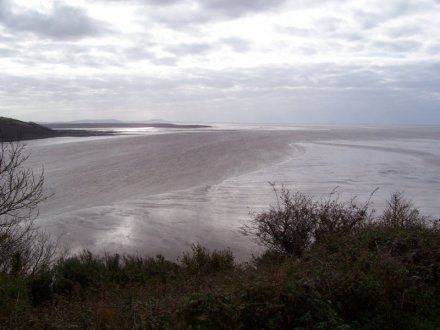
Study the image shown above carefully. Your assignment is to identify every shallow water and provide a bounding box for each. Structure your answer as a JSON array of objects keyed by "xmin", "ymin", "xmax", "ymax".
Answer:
[{"xmin": 25, "ymin": 126, "xmax": 440, "ymax": 260}]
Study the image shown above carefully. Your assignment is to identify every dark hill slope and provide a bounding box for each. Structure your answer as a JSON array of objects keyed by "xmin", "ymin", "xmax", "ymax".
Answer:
[{"xmin": 0, "ymin": 117, "xmax": 56, "ymax": 141}]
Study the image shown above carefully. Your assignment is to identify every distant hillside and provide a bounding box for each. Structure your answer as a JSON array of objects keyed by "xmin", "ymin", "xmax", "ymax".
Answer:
[
  {"xmin": 0, "ymin": 117, "xmax": 113, "ymax": 141},
  {"xmin": 0, "ymin": 117, "xmax": 56, "ymax": 141},
  {"xmin": 0, "ymin": 117, "xmax": 211, "ymax": 141}
]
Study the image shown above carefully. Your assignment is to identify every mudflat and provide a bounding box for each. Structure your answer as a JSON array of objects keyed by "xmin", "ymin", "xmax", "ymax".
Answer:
[{"xmin": 25, "ymin": 127, "xmax": 440, "ymax": 259}]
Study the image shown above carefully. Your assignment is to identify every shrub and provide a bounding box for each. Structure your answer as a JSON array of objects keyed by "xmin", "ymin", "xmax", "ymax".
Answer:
[
  {"xmin": 179, "ymin": 244, "xmax": 235, "ymax": 275},
  {"xmin": 180, "ymin": 293, "xmax": 237, "ymax": 329},
  {"xmin": 245, "ymin": 186, "xmax": 435, "ymax": 258},
  {"xmin": 52, "ymin": 251, "xmax": 179, "ymax": 295},
  {"xmin": 0, "ymin": 273, "xmax": 29, "ymax": 315},
  {"xmin": 52, "ymin": 251, "xmax": 107, "ymax": 295},
  {"xmin": 28, "ymin": 270, "xmax": 54, "ymax": 307},
  {"xmin": 244, "ymin": 186, "xmax": 372, "ymax": 257},
  {"xmin": 115, "ymin": 254, "xmax": 179, "ymax": 283},
  {"xmin": 296, "ymin": 224, "xmax": 440, "ymax": 329},
  {"xmin": 381, "ymin": 191, "xmax": 425, "ymax": 228}
]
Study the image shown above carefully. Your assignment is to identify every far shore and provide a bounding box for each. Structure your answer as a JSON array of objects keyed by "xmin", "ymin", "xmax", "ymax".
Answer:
[
  {"xmin": 46, "ymin": 123, "xmax": 212, "ymax": 129},
  {"xmin": 0, "ymin": 116, "xmax": 211, "ymax": 142}
]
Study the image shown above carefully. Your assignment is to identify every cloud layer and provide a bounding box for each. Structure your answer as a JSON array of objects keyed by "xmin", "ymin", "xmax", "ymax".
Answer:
[{"xmin": 0, "ymin": 0, "xmax": 439, "ymax": 124}]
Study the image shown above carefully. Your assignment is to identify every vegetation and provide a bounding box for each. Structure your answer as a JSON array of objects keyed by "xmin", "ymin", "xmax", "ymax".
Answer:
[
  {"xmin": 1, "ymin": 142, "xmax": 439, "ymax": 329},
  {"xmin": 242, "ymin": 185, "xmax": 373, "ymax": 257}
]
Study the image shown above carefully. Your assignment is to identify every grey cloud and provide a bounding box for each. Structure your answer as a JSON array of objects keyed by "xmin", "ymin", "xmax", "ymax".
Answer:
[
  {"xmin": 154, "ymin": 62, "xmax": 440, "ymax": 109},
  {"xmin": 2, "ymin": 60, "xmax": 440, "ymax": 124},
  {"xmin": 427, "ymin": 43, "xmax": 440, "ymax": 55},
  {"xmin": 0, "ymin": 2, "xmax": 110, "ymax": 40},
  {"xmin": 221, "ymin": 37, "xmax": 250, "ymax": 53},
  {"xmin": 136, "ymin": 0, "xmax": 289, "ymax": 28},
  {"xmin": 199, "ymin": 0, "xmax": 287, "ymax": 18},
  {"xmin": 98, "ymin": 0, "xmax": 179, "ymax": 4},
  {"xmin": 277, "ymin": 17, "xmax": 364, "ymax": 44},
  {"xmin": 149, "ymin": 38, "xmax": 249, "ymax": 61},
  {"xmin": 332, "ymin": 31, "xmax": 365, "ymax": 42},
  {"xmin": 276, "ymin": 3, "xmax": 431, "ymax": 58},
  {"xmin": 138, "ymin": 0, "xmax": 181, "ymax": 5},
  {"xmin": 143, "ymin": 0, "xmax": 179, "ymax": 3},
  {"xmin": 4, "ymin": 42, "xmax": 121, "ymax": 69},
  {"xmin": 277, "ymin": 25, "xmax": 313, "ymax": 37},
  {"xmin": 0, "ymin": 36, "xmax": 177, "ymax": 70},
  {"xmin": 59, "ymin": 52, "xmax": 122, "ymax": 68},
  {"xmin": 388, "ymin": 62, "xmax": 440, "ymax": 91},
  {"xmin": 0, "ymin": 0, "xmax": 6, "ymax": 20},
  {"xmin": 372, "ymin": 40, "xmax": 421, "ymax": 53},
  {"xmin": 105, "ymin": 0, "xmax": 289, "ymax": 27},
  {"xmin": 0, "ymin": 47, "xmax": 19, "ymax": 57},
  {"xmin": 353, "ymin": 1, "xmax": 428, "ymax": 30},
  {"xmin": 126, "ymin": 46, "xmax": 177, "ymax": 66},
  {"xmin": 316, "ymin": 16, "xmax": 347, "ymax": 31},
  {"xmin": 2, "ymin": 51, "xmax": 438, "ymax": 97},
  {"xmin": 124, "ymin": 46, "xmax": 160, "ymax": 60},
  {"xmin": 385, "ymin": 25, "xmax": 424, "ymax": 38},
  {"xmin": 167, "ymin": 42, "xmax": 213, "ymax": 56},
  {"xmin": 150, "ymin": 56, "xmax": 177, "ymax": 66}
]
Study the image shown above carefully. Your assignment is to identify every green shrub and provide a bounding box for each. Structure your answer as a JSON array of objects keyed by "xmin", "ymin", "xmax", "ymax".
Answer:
[
  {"xmin": 53, "ymin": 250, "xmax": 107, "ymax": 294},
  {"xmin": 52, "ymin": 251, "xmax": 180, "ymax": 295},
  {"xmin": 29, "ymin": 270, "xmax": 54, "ymax": 306},
  {"xmin": 299, "ymin": 225, "xmax": 440, "ymax": 329},
  {"xmin": 244, "ymin": 186, "xmax": 372, "ymax": 257},
  {"xmin": 180, "ymin": 293, "xmax": 237, "ymax": 329},
  {"xmin": 0, "ymin": 273, "xmax": 29, "ymax": 320},
  {"xmin": 180, "ymin": 244, "xmax": 235, "ymax": 275},
  {"xmin": 245, "ymin": 187, "xmax": 436, "ymax": 258},
  {"xmin": 116, "ymin": 254, "xmax": 179, "ymax": 283},
  {"xmin": 280, "ymin": 283, "xmax": 348, "ymax": 330}
]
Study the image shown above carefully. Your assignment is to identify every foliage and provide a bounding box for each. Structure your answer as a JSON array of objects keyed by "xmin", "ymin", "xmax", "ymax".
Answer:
[
  {"xmin": 48, "ymin": 251, "xmax": 180, "ymax": 297},
  {"xmin": 1, "ymin": 224, "xmax": 439, "ymax": 329},
  {"xmin": 0, "ymin": 273, "xmax": 30, "ymax": 318},
  {"xmin": 243, "ymin": 185, "xmax": 372, "ymax": 257},
  {"xmin": 179, "ymin": 244, "xmax": 235, "ymax": 275},
  {"xmin": 0, "ymin": 181, "xmax": 439, "ymax": 329},
  {"xmin": 381, "ymin": 191, "xmax": 425, "ymax": 228}
]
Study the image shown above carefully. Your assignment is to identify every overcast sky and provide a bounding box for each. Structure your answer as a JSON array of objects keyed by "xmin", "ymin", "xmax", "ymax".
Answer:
[{"xmin": 0, "ymin": 0, "xmax": 439, "ymax": 124}]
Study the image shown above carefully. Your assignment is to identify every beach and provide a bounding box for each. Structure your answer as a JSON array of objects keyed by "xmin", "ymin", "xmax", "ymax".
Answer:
[{"xmin": 25, "ymin": 126, "xmax": 440, "ymax": 259}]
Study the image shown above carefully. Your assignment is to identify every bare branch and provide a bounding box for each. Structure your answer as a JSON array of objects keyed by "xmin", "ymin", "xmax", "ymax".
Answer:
[{"xmin": 0, "ymin": 140, "xmax": 58, "ymax": 276}]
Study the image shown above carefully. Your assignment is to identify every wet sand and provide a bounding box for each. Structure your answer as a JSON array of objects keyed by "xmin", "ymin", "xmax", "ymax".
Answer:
[{"xmin": 25, "ymin": 127, "xmax": 440, "ymax": 259}]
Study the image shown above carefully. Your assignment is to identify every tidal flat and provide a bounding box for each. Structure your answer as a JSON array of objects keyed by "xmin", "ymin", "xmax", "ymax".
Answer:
[{"xmin": 25, "ymin": 126, "xmax": 440, "ymax": 259}]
